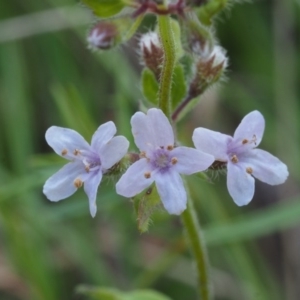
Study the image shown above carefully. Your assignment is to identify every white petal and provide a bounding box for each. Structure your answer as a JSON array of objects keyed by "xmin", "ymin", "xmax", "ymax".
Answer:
[
  {"xmin": 192, "ymin": 128, "xmax": 230, "ymax": 161},
  {"xmin": 43, "ymin": 161, "xmax": 85, "ymax": 201},
  {"xmin": 227, "ymin": 162, "xmax": 255, "ymax": 206},
  {"xmin": 171, "ymin": 147, "xmax": 214, "ymax": 174},
  {"xmin": 155, "ymin": 171, "xmax": 187, "ymax": 215},
  {"xmin": 241, "ymin": 149, "xmax": 289, "ymax": 185},
  {"xmin": 45, "ymin": 126, "xmax": 90, "ymax": 159},
  {"xmin": 233, "ymin": 111, "xmax": 265, "ymax": 147},
  {"xmin": 84, "ymin": 170, "xmax": 103, "ymax": 218},
  {"xmin": 100, "ymin": 136, "xmax": 129, "ymax": 169},
  {"xmin": 116, "ymin": 159, "xmax": 154, "ymax": 197},
  {"xmin": 148, "ymin": 108, "xmax": 174, "ymax": 148},
  {"xmin": 131, "ymin": 109, "xmax": 174, "ymax": 152},
  {"xmin": 131, "ymin": 111, "xmax": 155, "ymax": 152},
  {"xmin": 91, "ymin": 121, "xmax": 116, "ymax": 151}
]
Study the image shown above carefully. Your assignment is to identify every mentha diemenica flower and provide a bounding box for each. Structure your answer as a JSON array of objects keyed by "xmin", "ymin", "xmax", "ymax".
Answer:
[
  {"xmin": 43, "ymin": 122, "xmax": 129, "ymax": 217},
  {"xmin": 116, "ymin": 108, "xmax": 214, "ymax": 215},
  {"xmin": 193, "ymin": 111, "xmax": 289, "ymax": 206}
]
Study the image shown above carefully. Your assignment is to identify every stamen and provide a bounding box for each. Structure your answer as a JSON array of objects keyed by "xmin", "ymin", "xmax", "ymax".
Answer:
[
  {"xmin": 246, "ymin": 167, "xmax": 253, "ymax": 174},
  {"xmin": 140, "ymin": 151, "xmax": 147, "ymax": 158},
  {"xmin": 144, "ymin": 172, "xmax": 151, "ymax": 179},
  {"xmin": 167, "ymin": 145, "xmax": 174, "ymax": 151},
  {"xmin": 171, "ymin": 157, "xmax": 178, "ymax": 165},
  {"xmin": 61, "ymin": 149, "xmax": 68, "ymax": 156},
  {"xmin": 242, "ymin": 139, "xmax": 248, "ymax": 144},
  {"xmin": 231, "ymin": 154, "xmax": 239, "ymax": 163},
  {"xmin": 74, "ymin": 178, "xmax": 83, "ymax": 188},
  {"xmin": 85, "ymin": 165, "xmax": 90, "ymax": 173},
  {"xmin": 74, "ymin": 149, "xmax": 81, "ymax": 155}
]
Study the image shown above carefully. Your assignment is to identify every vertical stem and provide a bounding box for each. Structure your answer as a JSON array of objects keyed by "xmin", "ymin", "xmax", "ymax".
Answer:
[
  {"xmin": 158, "ymin": 8, "xmax": 211, "ymax": 300},
  {"xmin": 157, "ymin": 15, "xmax": 176, "ymax": 118},
  {"xmin": 181, "ymin": 195, "xmax": 212, "ymax": 300}
]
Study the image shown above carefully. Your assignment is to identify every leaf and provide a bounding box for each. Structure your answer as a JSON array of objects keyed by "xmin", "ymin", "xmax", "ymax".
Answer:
[
  {"xmin": 133, "ymin": 185, "xmax": 162, "ymax": 233},
  {"xmin": 196, "ymin": 0, "xmax": 228, "ymax": 26},
  {"xmin": 81, "ymin": 0, "xmax": 125, "ymax": 18},
  {"xmin": 124, "ymin": 290, "xmax": 172, "ymax": 300},
  {"xmin": 141, "ymin": 68, "xmax": 159, "ymax": 106},
  {"xmin": 171, "ymin": 64, "xmax": 187, "ymax": 110},
  {"xmin": 169, "ymin": 18, "xmax": 184, "ymax": 61},
  {"xmin": 77, "ymin": 286, "xmax": 122, "ymax": 300},
  {"xmin": 77, "ymin": 286, "xmax": 172, "ymax": 300}
]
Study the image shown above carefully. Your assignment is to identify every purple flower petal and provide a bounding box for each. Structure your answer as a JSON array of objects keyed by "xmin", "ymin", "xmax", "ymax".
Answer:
[
  {"xmin": 227, "ymin": 162, "xmax": 255, "ymax": 206},
  {"xmin": 45, "ymin": 127, "xmax": 90, "ymax": 160},
  {"xmin": 233, "ymin": 111, "xmax": 265, "ymax": 147},
  {"xmin": 116, "ymin": 159, "xmax": 154, "ymax": 197},
  {"xmin": 192, "ymin": 128, "xmax": 230, "ymax": 161},
  {"xmin": 155, "ymin": 171, "xmax": 186, "ymax": 215},
  {"xmin": 240, "ymin": 149, "xmax": 289, "ymax": 185},
  {"xmin": 131, "ymin": 108, "xmax": 174, "ymax": 152},
  {"xmin": 100, "ymin": 136, "xmax": 129, "ymax": 169},
  {"xmin": 84, "ymin": 170, "xmax": 103, "ymax": 218},
  {"xmin": 131, "ymin": 111, "xmax": 156, "ymax": 152},
  {"xmin": 148, "ymin": 108, "xmax": 174, "ymax": 148},
  {"xmin": 43, "ymin": 161, "xmax": 86, "ymax": 201},
  {"xmin": 171, "ymin": 147, "xmax": 214, "ymax": 175},
  {"xmin": 91, "ymin": 121, "xmax": 116, "ymax": 151}
]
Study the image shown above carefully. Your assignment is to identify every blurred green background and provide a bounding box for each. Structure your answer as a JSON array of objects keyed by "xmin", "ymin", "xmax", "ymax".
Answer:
[{"xmin": 0, "ymin": 0, "xmax": 299, "ymax": 299}]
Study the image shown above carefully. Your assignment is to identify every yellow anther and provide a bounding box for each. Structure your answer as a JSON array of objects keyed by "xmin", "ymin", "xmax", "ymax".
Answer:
[
  {"xmin": 171, "ymin": 157, "xmax": 178, "ymax": 165},
  {"xmin": 74, "ymin": 149, "xmax": 81, "ymax": 155},
  {"xmin": 140, "ymin": 151, "xmax": 147, "ymax": 158},
  {"xmin": 144, "ymin": 172, "xmax": 151, "ymax": 179},
  {"xmin": 231, "ymin": 154, "xmax": 239, "ymax": 163},
  {"xmin": 167, "ymin": 145, "xmax": 174, "ymax": 151},
  {"xmin": 246, "ymin": 167, "xmax": 253, "ymax": 174},
  {"xmin": 74, "ymin": 178, "xmax": 83, "ymax": 188},
  {"xmin": 242, "ymin": 139, "xmax": 248, "ymax": 144},
  {"xmin": 61, "ymin": 149, "xmax": 68, "ymax": 156}
]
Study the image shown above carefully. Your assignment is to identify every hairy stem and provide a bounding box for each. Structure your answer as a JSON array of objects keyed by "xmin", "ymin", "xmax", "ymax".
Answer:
[
  {"xmin": 124, "ymin": 15, "xmax": 144, "ymax": 41},
  {"xmin": 157, "ymin": 15, "xmax": 176, "ymax": 118},
  {"xmin": 172, "ymin": 94, "xmax": 193, "ymax": 121},
  {"xmin": 181, "ymin": 194, "xmax": 212, "ymax": 300}
]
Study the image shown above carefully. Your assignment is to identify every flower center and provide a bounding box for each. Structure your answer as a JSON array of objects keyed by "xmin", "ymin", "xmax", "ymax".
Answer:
[
  {"xmin": 84, "ymin": 158, "xmax": 101, "ymax": 173},
  {"xmin": 75, "ymin": 149, "xmax": 101, "ymax": 173},
  {"xmin": 151, "ymin": 147, "xmax": 174, "ymax": 172},
  {"xmin": 156, "ymin": 153, "xmax": 169, "ymax": 168}
]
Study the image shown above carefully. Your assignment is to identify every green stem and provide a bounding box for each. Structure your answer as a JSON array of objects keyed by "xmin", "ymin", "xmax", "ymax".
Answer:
[
  {"xmin": 124, "ymin": 15, "xmax": 144, "ymax": 41},
  {"xmin": 181, "ymin": 195, "xmax": 212, "ymax": 300},
  {"xmin": 157, "ymin": 15, "xmax": 176, "ymax": 118}
]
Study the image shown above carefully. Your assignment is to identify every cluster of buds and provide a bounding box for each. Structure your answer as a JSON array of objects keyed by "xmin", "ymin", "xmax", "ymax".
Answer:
[
  {"xmin": 139, "ymin": 31, "xmax": 163, "ymax": 80},
  {"xmin": 189, "ymin": 45, "xmax": 228, "ymax": 97},
  {"xmin": 87, "ymin": 21, "xmax": 119, "ymax": 50},
  {"xmin": 181, "ymin": 14, "xmax": 228, "ymax": 98}
]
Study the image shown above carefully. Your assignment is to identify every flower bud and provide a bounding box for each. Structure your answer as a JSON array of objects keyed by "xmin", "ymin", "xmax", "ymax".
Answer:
[
  {"xmin": 189, "ymin": 45, "xmax": 228, "ymax": 97},
  {"xmin": 87, "ymin": 21, "xmax": 119, "ymax": 50},
  {"xmin": 139, "ymin": 31, "xmax": 163, "ymax": 80},
  {"xmin": 87, "ymin": 15, "xmax": 141, "ymax": 51},
  {"xmin": 182, "ymin": 13, "xmax": 213, "ymax": 53}
]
